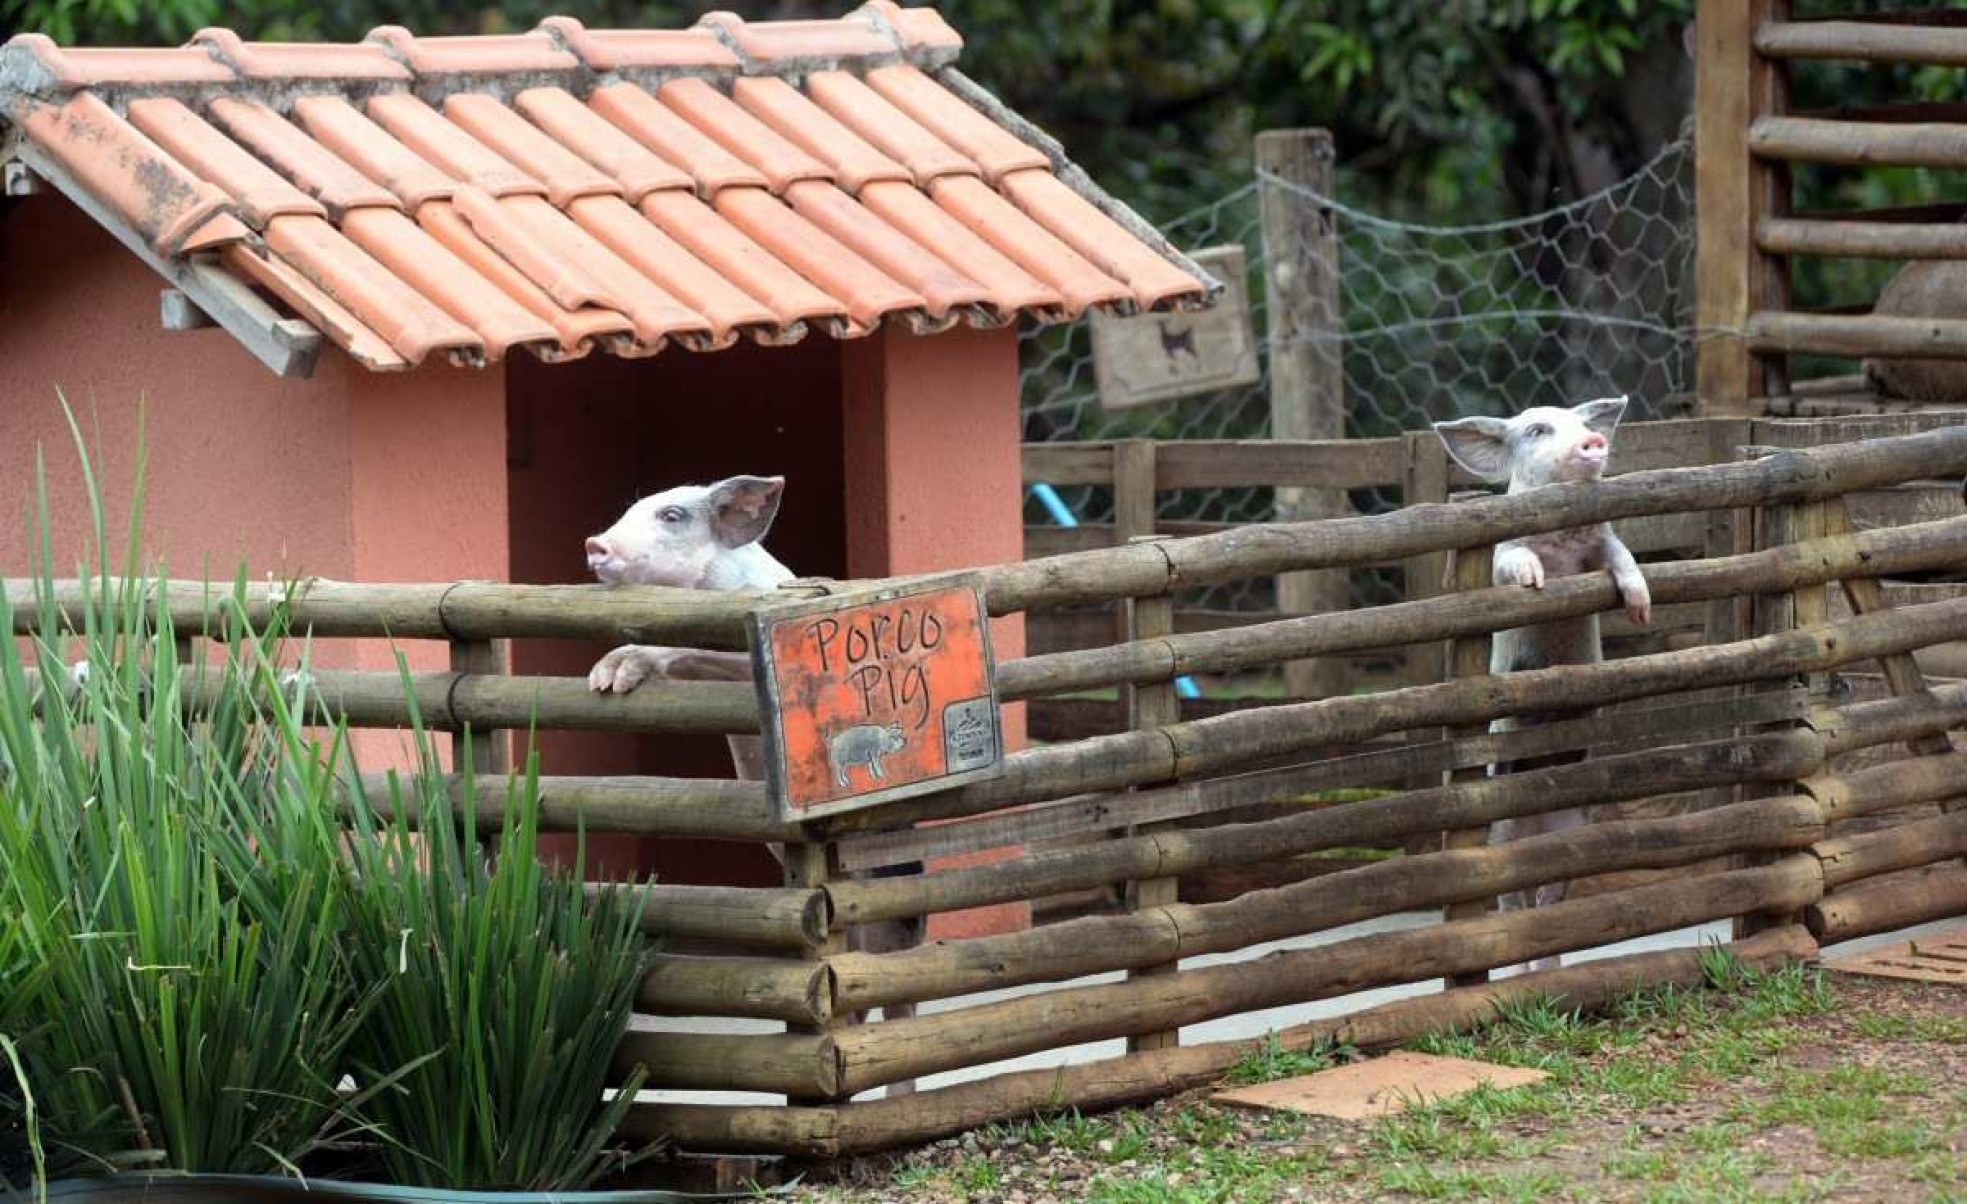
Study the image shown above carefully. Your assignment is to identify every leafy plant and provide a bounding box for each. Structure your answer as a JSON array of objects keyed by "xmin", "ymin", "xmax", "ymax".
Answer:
[
  {"xmin": 339, "ymin": 717, "xmax": 660, "ymax": 1190},
  {"xmin": 0, "ymin": 403, "xmax": 387, "ymax": 1180}
]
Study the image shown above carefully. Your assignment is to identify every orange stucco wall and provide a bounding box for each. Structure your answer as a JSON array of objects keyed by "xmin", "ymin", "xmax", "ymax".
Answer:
[
  {"xmin": 0, "ymin": 195, "xmax": 509, "ymax": 776},
  {"xmin": 0, "ymin": 196, "xmax": 355, "ymax": 583},
  {"xmin": 842, "ymin": 324, "xmax": 1030, "ymax": 940}
]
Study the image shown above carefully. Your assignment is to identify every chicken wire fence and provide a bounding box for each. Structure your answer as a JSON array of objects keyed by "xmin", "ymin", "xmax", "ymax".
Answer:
[{"xmin": 1019, "ymin": 136, "xmax": 1696, "ymax": 611}]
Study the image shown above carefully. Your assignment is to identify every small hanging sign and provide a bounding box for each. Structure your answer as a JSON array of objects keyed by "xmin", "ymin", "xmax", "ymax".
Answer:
[
  {"xmin": 1091, "ymin": 244, "xmax": 1257, "ymax": 411},
  {"xmin": 749, "ymin": 573, "xmax": 1004, "ymax": 823}
]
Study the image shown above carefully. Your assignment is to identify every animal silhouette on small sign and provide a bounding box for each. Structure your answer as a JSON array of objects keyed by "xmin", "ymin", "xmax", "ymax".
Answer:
[
  {"xmin": 1158, "ymin": 318, "xmax": 1199, "ymax": 368},
  {"xmin": 829, "ymin": 722, "xmax": 907, "ymax": 788}
]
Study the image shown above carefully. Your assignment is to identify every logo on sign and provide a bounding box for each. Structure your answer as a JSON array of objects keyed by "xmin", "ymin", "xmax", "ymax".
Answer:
[{"xmin": 750, "ymin": 574, "xmax": 1005, "ymax": 821}]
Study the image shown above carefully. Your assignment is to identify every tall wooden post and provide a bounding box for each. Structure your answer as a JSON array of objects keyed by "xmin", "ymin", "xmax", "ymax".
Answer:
[
  {"xmin": 1441, "ymin": 539, "xmax": 1495, "ymax": 987},
  {"xmin": 1259, "ymin": 128, "xmax": 1350, "ymax": 699},
  {"xmin": 1695, "ymin": 0, "xmax": 1791, "ymax": 416}
]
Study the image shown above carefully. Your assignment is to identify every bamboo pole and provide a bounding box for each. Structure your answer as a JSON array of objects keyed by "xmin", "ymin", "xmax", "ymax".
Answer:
[
  {"xmin": 1805, "ymin": 864, "xmax": 1967, "ymax": 945},
  {"xmin": 353, "ymin": 773, "xmax": 790, "ymax": 842},
  {"xmin": 820, "ymin": 594, "xmax": 1967, "ymax": 837},
  {"xmin": 827, "ymin": 796, "xmax": 1824, "ymax": 1012},
  {"xmin": 828, "ymin": 857, "xmax": 1824, "ymax": 1094},
  {"xmin": 982, "ymin": 425, "xmax": 1967, "ymax": 613},
  {"xmin": 824, "ymin": 731, "xmax": 1820, "ymax": 926},
  {"xmin": 626, "ymin": 926, "xmax": 1816, "ymax": 1157},
  {"xmin": 591, "ymin": 883, "xmax": 831, "ymax": 951},
  {"xmin": 1799, "ymin": 752, "xmax": 1967, "ymax": 822},
  {"xmin": 1810, "ymin": 809, "xmax": 1967, "ymax": 890},
  {"xmin": 611, "ymin": 1030, "xmax": 840, "ymax": 1096},
  {"xmin": 635, "ymin": 954, "xmax": 837, "ymax": 1025},
  {"xmin": 1755, "ymin": 19, "xmax": 1967, "ymax": 65}
]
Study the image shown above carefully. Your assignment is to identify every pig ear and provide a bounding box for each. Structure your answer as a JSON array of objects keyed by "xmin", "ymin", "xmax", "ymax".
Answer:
[
  {"xmin": 708, "ymin": 475, "xmax": 785, "ymax": 548},
  {"xmin": 1432, "ymin": 417, "xmax": 1513, "ymax": 484},
  {"xmin": 1573, "ymin": 395, "xmax": 1628, "ymax": 440}
]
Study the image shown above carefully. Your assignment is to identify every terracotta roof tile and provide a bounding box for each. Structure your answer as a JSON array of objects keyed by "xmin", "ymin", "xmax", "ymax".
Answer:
[
  {"xmin": 14, "ymin": 93, "xmax": 243, "ymax": 257},
  {"xmin": 206, "ymin": 97, "xmax": 402, "ymax": 218},
  {"xmin": 0, "ymin": 33, "xmax": 236, "ymax": 89},
  {"xmin": 864, "ymin": 64, "xmax": 1049, "ymax": 183},
  {"xmin": 588, "ymin": 82, "xmax": 767, "ymax": 198},
  {"xmin": 415, "ymin": 199, "xmax": 634, "ymax": 358},
  {"xmin": 0, "ymin": 6, "xmax": 1210, "ymax": 374},
  {"xmin": 512, "ymin": 86, "xmax": 693, "ymax": 202},
  {"xmin": 857, "ymin": 1, "xmax": 963, "ymax": 65},
  {"xmin": 536, "ymin": 17, "xmax": 740, "ymax": 75},
  {"xmin": 189, "ymin": 28, "xmax": 410, "ymax": 83},
  {"xmin": 290, "ymin": 94, "xmax": 455, "ymax": 210},
  {"xmin": 365, "ymin": 92, "xmax": 544, "ymax": 199},
  {"xmin": 364, "ymin": 25, "xmax": 579, "ymax": 78},
  {"xmin": 730, "ymin": 75, "xmax": 910, "ymax": 194},
  {"xmin": 657, "ymin": 76, "xmax": 832, "ymax": 194},
  {"xmin": 803, "ymin": 70, "xmax": 978, "ymax": 186},
  {"xmin": 261, "ymin": 214, "xmax": 482, "ymax": 364},
  {"xmin": 999, "ymin": 168, "xmax": 1205, "ymax": 307},
  {"xmin": 696, "ymin": 11, "xmax": 900, "ymax": 70},
  {"xmin": 442, "ymin": 93, "xmax": 620, "ymax": 206},
  {"xmin": 126, "ymin": 97, "xmax": 325, "ymax": 228}
]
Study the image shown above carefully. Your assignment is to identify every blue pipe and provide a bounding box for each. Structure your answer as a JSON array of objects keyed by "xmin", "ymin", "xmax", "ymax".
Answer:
[{"xmin": 1028, "ymin": 482, "xmax": 1202, "ymax": 700}]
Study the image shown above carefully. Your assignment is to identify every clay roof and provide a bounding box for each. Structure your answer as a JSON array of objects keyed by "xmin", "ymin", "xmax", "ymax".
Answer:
[{"xmin": 0, "ymin": 4, "xmax": 1218, "ymax": 375}]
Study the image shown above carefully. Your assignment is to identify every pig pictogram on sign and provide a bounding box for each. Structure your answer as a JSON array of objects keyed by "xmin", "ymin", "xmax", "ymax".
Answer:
[{"xmin": 749, "ymin": 573, "xmax": 1005, "ymax": 821}]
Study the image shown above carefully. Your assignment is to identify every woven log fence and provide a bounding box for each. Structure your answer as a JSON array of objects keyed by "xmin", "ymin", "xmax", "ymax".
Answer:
[{"xmin": 10, "ymin": 418, "xmax": 1967, "ymax": 1155}]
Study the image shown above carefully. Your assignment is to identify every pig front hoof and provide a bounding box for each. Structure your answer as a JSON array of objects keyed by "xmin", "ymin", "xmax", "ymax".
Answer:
[
  {"xmin": 1495, "ymin": 549, "xmax": 1546, "ymax": 590},
  {"xmin": 1625, "ymin": 596, "xmax": 1652, "ymax": 626},
  {"xmin": 588, "ymin": 645, "xmax": 652, "ymax": 695}
]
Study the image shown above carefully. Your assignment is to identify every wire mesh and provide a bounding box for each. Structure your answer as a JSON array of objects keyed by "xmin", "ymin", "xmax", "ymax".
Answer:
[{"xmin": 1019, "ymin": 137, "xmax": 1696, "ymax": 612}]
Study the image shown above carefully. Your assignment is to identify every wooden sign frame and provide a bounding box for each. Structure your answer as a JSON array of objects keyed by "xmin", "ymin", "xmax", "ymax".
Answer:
[
  {"xmin": 1091, "ymin": 244, "xmax": 1258, "ymax": 411},
  {"xmin": 748, "ymin": 572, "xmax": 1005, "ymax": 823}
]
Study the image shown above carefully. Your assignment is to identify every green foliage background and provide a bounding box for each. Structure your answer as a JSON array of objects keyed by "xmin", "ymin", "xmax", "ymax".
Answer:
[{"xmin": 1, "ymin": 1, "xmax": 1957, "ymax": 319}]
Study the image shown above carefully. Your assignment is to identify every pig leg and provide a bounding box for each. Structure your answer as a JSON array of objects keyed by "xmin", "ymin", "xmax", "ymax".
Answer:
[
  {"xmin": 1601, "ymin": 529, "xmax": 1652, "ymax": 626},
  {"xmin": 589, "ymin": 645, "xmax": 752, "ymax": 694}
]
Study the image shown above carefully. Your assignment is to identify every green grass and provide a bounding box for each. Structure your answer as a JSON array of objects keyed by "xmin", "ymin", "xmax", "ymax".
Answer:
[{"xmin": 1221, "ymin": 1033, "xmax": 1348, "ymax": 1085}]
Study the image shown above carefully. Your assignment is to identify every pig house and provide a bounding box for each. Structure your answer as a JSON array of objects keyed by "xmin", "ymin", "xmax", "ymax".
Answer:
[{"xmin": 0, "ymin": 4, "xmax": 1216, "ymax": 933}]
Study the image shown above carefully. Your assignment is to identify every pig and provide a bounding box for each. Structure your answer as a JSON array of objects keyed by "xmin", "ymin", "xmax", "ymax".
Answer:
[
  {"xmin": 830, "ymin": 722, "xmax": 908, "ymax": 787},
  {"xmin": 1432, "ymin": 396, "xmax": 1651, "ymax": 976},
  {"xmin": 583, "ymin": 474, "xmax": 925, "ymax": 1094}
]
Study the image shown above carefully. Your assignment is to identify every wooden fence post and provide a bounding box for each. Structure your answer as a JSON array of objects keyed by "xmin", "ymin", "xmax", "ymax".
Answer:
[
  {"xmin": 1440, "ymin": 536, "xmax": 1495, "ymax": 987},
  {"xmin": 1258, "ymin": 128, "xmax": 1350, "ymax": 699},
  {"xmin": 1399, "ymin": 431, "xmax": 1453, "ymax": 687},
  {"xmin": 447, "ymin": 633, "xmax": 509, "ymax": 776},
  {"xmin": 1124, "ymin": 524, "xmax": 1182, "ymax": 1054},
  {"xmin": 1695, "ymin": 0, "xmax": 1791, "ymax": 416}
]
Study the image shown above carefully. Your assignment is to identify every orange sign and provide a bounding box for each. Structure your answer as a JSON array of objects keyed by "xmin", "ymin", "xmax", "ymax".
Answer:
[{"xmin": 750, "ymin": 574, "xmax": 1004, "ymax": 821}]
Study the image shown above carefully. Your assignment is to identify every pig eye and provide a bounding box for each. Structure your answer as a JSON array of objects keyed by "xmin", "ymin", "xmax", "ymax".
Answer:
[
  {"xmin": 657, "ymin": 506, "xmax": 687, "ymax": 525},
  {"xmin": 1525, "ymin": 422, "xmax": 1552, "ymax": 438}
]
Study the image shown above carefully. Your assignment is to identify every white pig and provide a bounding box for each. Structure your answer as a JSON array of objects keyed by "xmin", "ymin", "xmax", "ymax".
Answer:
[
  {"xmin": 583, "ymin": 474, "xmax": 925, "ymax": 1093},
  {"xmin": 1432, "ymin": 396, "xmax": 1651, "ymax": 975}
]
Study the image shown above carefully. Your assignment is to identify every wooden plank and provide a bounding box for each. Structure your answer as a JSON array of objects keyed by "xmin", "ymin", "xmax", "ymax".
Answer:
[
  {"xmin": 1755, "ymin": 411, "xmax": 1967, "ymax": 445},
  {"xmin": 1153, "ymin": 439, "xmax": 1405, "ymax": 490},
  {"xmin": 1022, "ymin": 442, "xmax": 1116, "ymax": 487}
]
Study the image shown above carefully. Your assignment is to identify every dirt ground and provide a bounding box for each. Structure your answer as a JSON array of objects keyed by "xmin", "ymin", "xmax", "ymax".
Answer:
[{"xmin": 786, "ymin": 960, "xmax": 1966, "ymax": 1203}]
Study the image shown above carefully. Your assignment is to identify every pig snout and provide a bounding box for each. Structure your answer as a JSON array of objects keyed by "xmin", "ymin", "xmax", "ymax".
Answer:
[
  {"xmin": 1567, "ymin": 430, "xmax": 1608, "ymax": 473},
  {"xmin": 586, "ymin": 535, "xmax": 623, "ymax": 580}
]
